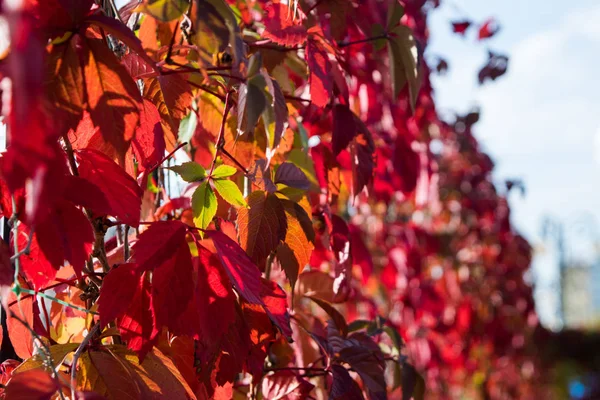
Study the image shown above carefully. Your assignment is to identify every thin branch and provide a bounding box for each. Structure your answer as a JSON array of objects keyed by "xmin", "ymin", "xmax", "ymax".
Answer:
[
  {"xmin": 123, "ymin": 225, "xmax": 130, "ymax": 261},
  {"xmin": 148, "ymin": 142, "xmax": 188, "ymax": 174},
  {"xmin": 17, "ymin": 288, "xmax": 98, "ymax": 315},
  {"xmin": 7, "ymin": 276, "xmax": 81, "ymax": 307},
  {"xmin": 337, "ymin": 34, "xmax": 388, "ymax": 48},
  {"xmin": 10, "ymin": 230, "xmax": 33, "ymax": 262},
  {"xmin": 209, "ymin": 91, "xmax": 234, "ymax": 176},
  {"xmin": 62, "ymin": 134, "xmax": 79, "ymax": 176},
  {"xmin": 247, "ymin": 41, "xmax": 303, "ymax": 52},
  {"xmin": 220, "ymin": 147, "xmax": 249, "ymax": 175},
  {"xmin": 207, "ymin": 72, "xmax": 246, "ymax": 83},
  {"xmin": 71, "ymin": 324, "xmax": 100, "ymax": 400},
  {"xmin": 188, "ymin": 81, "xmax": 227, "ymax": 102}
]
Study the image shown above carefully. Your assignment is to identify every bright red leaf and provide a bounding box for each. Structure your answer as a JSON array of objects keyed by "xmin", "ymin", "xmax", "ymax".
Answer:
[
  {"xmin": 76, "ymin": 148, "xmax": 143, "ymax": 227},
  {"xmin": 262, "ymin": 3, "xmax": 307, "ymax": 47}
]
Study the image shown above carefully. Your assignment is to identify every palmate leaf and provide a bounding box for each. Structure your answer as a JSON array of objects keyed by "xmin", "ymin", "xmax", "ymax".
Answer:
[
  {"xmin": 45, "ymin": 41, "xmax": 85, "ymax": 130},
  {"xmin": 168, "ymin": 162, "xmax": 207, "ymax": 182},
  {"xmin": 141, "ymin": 0, "xmax": 190, "ymax": 22},
  {"xmin": 76, "ymin": 148, "xmax": 144, "ymax": 227},
  {"xmin": 129, "ymin": 99, "xmax": 166, "ymax": 173},
  {"xmin": 306, "ymin": 37, "xmax": 331, "ymax": 108},
  {"xmin": 143, "ymin": 74, "xmax": 193, "ymax": 151},
  {"xmin": 387, "ymin": 24, "xmax": 420, "ymax": 111},
  {"xmin": 237, "ymin": 191, "xmax": 287, "ymax": 268},
  {"xmin": 82, "ymin": 36, "xmax": 142, "ymax": 161},
  {"xmin": 261, "ymin": 371, "xmax": 314, "ymax": 399},
  {"xmin": 4, "ymin": 370, "xmax": 59, "ymax": 400},
  {"xmin": 212, "ymin": 178, "xmax": 247, "ymax": 208},
  {"xmin": 211, "ymin": 164, "xmax": 237, "ymax": 178},
  {"xmin": 332, "ymin": 104, "xmax": 357, "ymax": 156},
  {"xmin": 237, "ymin": 76, "xmax": 268, "ymax": 135},
  {"xmin": 192, "ymin": 180, "xmax": 218, "ymax": 230},
  {"xmin": 75, "ymin": 345, "xmax": 195, "ymax": 399},
  {"xmin": 262, "ymin": 3, "xmax": 308, "ymax": 47}
]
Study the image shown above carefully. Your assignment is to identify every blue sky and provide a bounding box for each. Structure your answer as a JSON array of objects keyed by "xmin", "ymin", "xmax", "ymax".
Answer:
[{"xmin": 428, "ymin": 0, "xmax": 600, "ymax": 328}]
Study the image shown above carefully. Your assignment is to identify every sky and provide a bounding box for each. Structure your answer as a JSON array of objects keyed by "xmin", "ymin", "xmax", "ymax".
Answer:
[{"xmin": 428, "ymin": 0, "xmax": 600, "ymax": 328}]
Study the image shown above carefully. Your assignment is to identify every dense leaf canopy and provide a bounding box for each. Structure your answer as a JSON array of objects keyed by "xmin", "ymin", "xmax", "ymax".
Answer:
[{"xmin": 0, "ymin": 0, "xmax": 540, "ymax": 399}]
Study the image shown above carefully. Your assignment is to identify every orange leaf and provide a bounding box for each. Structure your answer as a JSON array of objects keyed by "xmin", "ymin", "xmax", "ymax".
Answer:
[
  {"xmin": 83, "ymin": 36, "xmax": 142, "ymax": 162},
  {"xmin": 5, "ymin": 369, "xmax": 59, "ymax": 400},
  {"xmin": 236, "ymin": 191, "xmax": 287, "ymax": 269}
]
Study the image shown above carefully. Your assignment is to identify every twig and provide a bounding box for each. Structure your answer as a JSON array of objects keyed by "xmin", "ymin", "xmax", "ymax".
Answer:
[
  {"xmin": 188, "ymin": 81, "xmax": 227, "ymax": 102},
  {"xmin": 220, "ymin": 147, "xmax": 249, "ymax": 175},
  {"xmin": 208, "ymin": 91, "xmax": 234, "ymax": 176},
  {"xmin": 337, "ymin": 34, "xmax": 388, "ymax": 48},
  {"xmin": 148, "ymin": 142, "xmax": 188, "ymax": 174},
  {"xmin": 123, "ymin": 225, "xmax": 130, "ymax": 261},
  {"xmin": 71, "ymin": 324, "xmax": 100, "ymax": 400}
]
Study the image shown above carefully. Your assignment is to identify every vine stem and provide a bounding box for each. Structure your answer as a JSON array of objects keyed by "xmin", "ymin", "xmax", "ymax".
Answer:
[
  {"xmin": 71, "ymin": 323, "xmax": 100, "ymax": 400},
  {"xmin": 148, "ymin": 141, "xmax": 188, "ymax": 174},
  {"xmin": 337, "ymin": 34, "xmax": 389, "ymax": 48},
  {"xmin": 208, "ymin": 91, "xmax": 233, "ymax": 176}
]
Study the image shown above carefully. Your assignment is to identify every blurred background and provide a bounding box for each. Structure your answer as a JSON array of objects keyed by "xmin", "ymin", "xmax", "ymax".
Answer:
[{"xmin": 428, "ymin": 0, "xmax": 600, "ymax": 397}]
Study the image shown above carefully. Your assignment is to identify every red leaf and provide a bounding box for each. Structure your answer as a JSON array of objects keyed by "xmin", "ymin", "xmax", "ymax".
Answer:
[
  {"xmin": 143, "ymin": 74, "xmax": 193, "ymax": 150},
  {"xmin": 130, "ymin": 221, "xmax": 188, "ymax": 271},
  {"xmin": 209, "ymin": 230, "xmax": 263, "ymax": 305},
  {"xmin": 34, "ymin": 201, "xmax": 94, "ymax": 278},
  {"xmin": 192, "ymin": 247, "xmax": 236, "ymax": 346},
  {"xmin": 117, "ymin": 271, "xmax": 158, "ymax": 360},
  {"xmin": 63, "ymin": 175, "xmax": 112, "ymax": 216},
  {"xmin": 261, "ymin": 371, "xmax": 314, "ymax": 399},
  {"xmin": 392, "ymin": 135, "xmax": 419, "ymax": 195},
  {"xmin": 349, "ymin": 225, "xmax": 373, "ymax": 284},
  {"xmin": 451, "ymin": 20, "xmax": 471, "ymax": 36},
  {"xmin": 262, "ymin": 3, "xmax": 307, "ymax": 47},
  {"xmin": 306, "ymin": 39, "xmax": 331, "ymax": 108},
  {"xmin": 15, "ymin": 226, "xmax": 57, "ymax": 290},
  {"xmin": 82, "ymin": 36, "xmax": 142, "ymax": 161},
  {"xmin": 130, "ymin": 99, "xmax": 166, "ymax": 172},
  {"xmin": 330, "ymin": 365, "xmax": 364, "ymax": 400},
  {"xmin": 152, "ymin": 241, "xmax": 195, "ymax": 335},
  {"xmin": 33, "ymin": 0, "xmax": 94, "ymax": 32},
  {"xmin": 332, "ymin": 104, "xmax": 357, "ymax": 156},
  {"xmin": 478, "ymin": 18, "xmax": 499, "ymax": 40},
  {"xmin": 76, "ymin": 148, "xmax": 143, "ymax": 227},
  {"xmin": 260, "ymin": 279, "xmax": 293, "ymax": 339},
  {"xmin": 84, "ymin": 14, "xmax": 157, "ymax": 69},
  {"xmin": 97, "ymin": 263, "xmax": 140, "ymax": 328},
  {"xmin": 4, "ymin": 369, "xmax": 59, "ymax": 400}
]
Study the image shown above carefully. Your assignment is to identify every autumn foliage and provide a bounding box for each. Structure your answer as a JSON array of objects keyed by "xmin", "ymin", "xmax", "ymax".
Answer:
[{"xmin": 0, "ymin": 0, "xmax": 539, "ymax": 399}]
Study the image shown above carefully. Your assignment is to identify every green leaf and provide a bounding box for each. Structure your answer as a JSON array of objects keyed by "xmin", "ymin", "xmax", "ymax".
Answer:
[
  {"xmin": 387, "ymin": 25, "xmax": 420, "ymax": 111},
  {"xmin": 178, "ymin": 110, "xmax": 197, "ymax": 144},
  {"xmin": 371, "ymin": 23, "xmax": 387, "ymax": 51},
  {"xmin": 168, "ymin": 162, "xmax": 206, "ymax": 182},
  {"xmin": 143, "ymin": 0, "xmax": 189, "ymax": 22},
  {"xmin": 211, "ymin": 164, "xmax": 237, "ymax": 179},
  {"xmin": 192, "ymin": 181, "xmax": 217, "ymax": 230},
  {"xmin": 386, "ymin": 0, "xmax": 405, "ymax": 30},
  {"xmin": 348, "ymin": 319, "xmax": 371, "ymax": 333},
  {"xmin": 196, "ymin": 0, "xmax": 245, "ymax": 65},
  {"xmin": 212, "ymin": 179, "xmax": 247, "ymax": 208}
]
